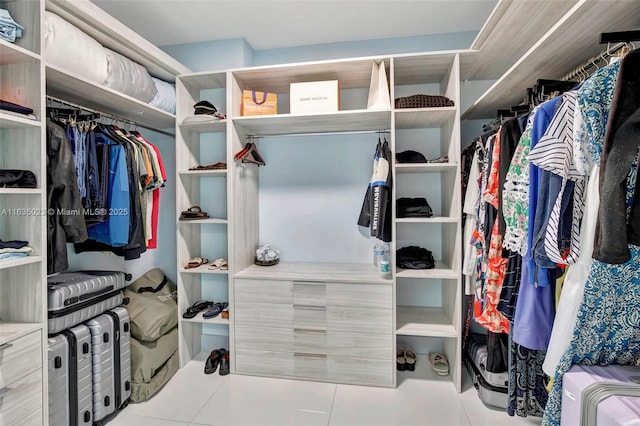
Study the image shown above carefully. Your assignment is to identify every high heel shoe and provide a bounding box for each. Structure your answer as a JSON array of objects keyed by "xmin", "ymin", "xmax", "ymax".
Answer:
[
  {"xmin": 397, "ymin": 348, "xmax": 407, "ymax": 371},
  {"xmin": 405, "ymin": 349, "xmax": 417, "ymax": 371}
]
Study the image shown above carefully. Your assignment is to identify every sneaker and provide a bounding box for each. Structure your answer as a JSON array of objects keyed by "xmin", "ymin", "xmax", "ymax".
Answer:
[{"xmin": 428, "ymin": 352, "xmax": 449, "ymax": 376}]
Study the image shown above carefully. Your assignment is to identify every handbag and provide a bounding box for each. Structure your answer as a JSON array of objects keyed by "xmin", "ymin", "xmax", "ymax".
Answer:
[
  {"xmin": 367, "ymin": 61, "xmax": 391, "ymax": 109},
  {"xmin": 241, "ymin": 90, "xmax": 277, "ymax": 116},
  {"xmin": 0, "ymin": 169, "xmax": 37, "ymax": 188}
]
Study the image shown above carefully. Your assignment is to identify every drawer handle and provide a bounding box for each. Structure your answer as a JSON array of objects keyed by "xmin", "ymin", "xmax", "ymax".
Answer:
[
  {"xmin": 0, "ymin": 387, "xmax": 11, "ymax": 398},
  {"xmin": 0, "ymin": 343, "xmax": 13, "ymax": 352},
  {"xmin": 294, "ymin": 352, "xmax": 327, "ymax": 359},
  {"xmin": 293, "ymin": 304, "xmax": 326, "ymax": 311},
  {"xmin": 293, "ymin": 328, "xmax": 326, "ymax": 335},
  {"xmin": 293, "ymin": 281, "xmax": 326, "ymax": 286}
]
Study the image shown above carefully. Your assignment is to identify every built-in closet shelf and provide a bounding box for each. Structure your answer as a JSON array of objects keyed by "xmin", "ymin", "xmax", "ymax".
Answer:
[
  {"xmin": 0, "ymin": 188, "xmax": 42, "ymax": 195},
  {"xmin": 179, "ymin": 120, "xmax": 227, "ymax": 133},
  {"xmin": 0, "ymin": 40, "xmax": 41, "ymax": 65},
  {"xmin": 0, "ymin": 113, "xmax": 41, "ymax": 130},
  {"xmin": 395, "ymin": 164, "xmax": 457, "ymax": 173},
  {"xmin": 395, "ymin": 217, "xmax": 458, "ymax": 224},
  {"xmin": 235, "ymin": 262, "xmax": 392, "ymax": 284},
  {"xmin": 232, "ymin": 109, "xmax": 391, "ymax": 136},
  {"xmin": 178, "ymin": 170, "xmax": 227, "ymax": 177},
  {"xmin": 394, "ymin": 107, "xmax": 456, "ymax": 129},
  {"xmin": 180, "ymin": 315, "xmax": 230, "ymax": 325},
  {"xmin": 461, "ymin": 0, "xmax": 640, "ymax": 119},
  {"xmin": 180, "ymin": 266, "xmax": 229, "ymax": 275},
  {"xmin": 45, "ymin": 64, "xmax": 177, "ymax": 129},
  {"xmin": 179, "ymin": 72, "xmax": 227, "ymax": 92},
  {"xmin": 393, "ymin": 53, "xmax": 459, "ymax": 85},
  {"xmin": 178, "ymin": 218, "xmax": 228, "ymax": 225},
  {"xmin": 0, "ymin": 256, "xmax": 42, "ymax": 271},
  {"xmin": 395, "ymin": 266, "xmax": 458, "ymax": 280},
  {"xmin": 0, "ymin": 322, "xmax": 42, "ymax": 346},
  {"xmin": 396, "ymin": 306, "xmax": 456, "ymax": 338}
]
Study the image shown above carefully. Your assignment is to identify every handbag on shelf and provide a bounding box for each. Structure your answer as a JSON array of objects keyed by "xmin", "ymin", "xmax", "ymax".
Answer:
[
  {"xmin": 0, "ymin": 169, "xmax": 37, "ymax": 188},
  {"xmin": 367, "ymin": 61, "xmax": 391, "ymax": 109},
  {"xmin": 241, "ymin": 90, "xmax": 277, "ymax": 116}
]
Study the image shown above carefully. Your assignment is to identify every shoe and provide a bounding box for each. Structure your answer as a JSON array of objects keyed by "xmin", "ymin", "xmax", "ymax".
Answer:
[
  {"xmin": 397, "ymin": 348, "xmax": 406, "ymax": 371},
  {"xmin": 203, "ymin": 302, "xmax": 228, "ymax": 319},
  {"xmin": 183, "ymin": 300, "xmax": 213, "ymax": 319},
  {"xmin": 405, "ymin": 349, "xmax": 417, "ymax": 372},
  {"xmin": 179, "ymin": 206, "xmax": 210, "ymax": 221},
  {"xmin": 208, "ymin": 258, "xmax": 228, "ymax": 270},
  {"xmin": 204, "ymin": 348, "xmax": 226, "ymax": 374},
  {"xmin": 184, "ymin": 257, "xmax": 208, "ymax": 269},
  {"xmin": 428, "ymin": 352, "xmax": 449, "ymax": 376},
  {"xmin": 219, "ymin": 352, "xmax": 230, "ymax": 376},
  {"xmin": 221, "ymin": 307, "xmax": 229, "ymax": 320}
]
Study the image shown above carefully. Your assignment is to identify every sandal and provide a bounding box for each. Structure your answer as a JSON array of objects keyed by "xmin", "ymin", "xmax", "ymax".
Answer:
[
  {"xmin": 208, "ymin": 258, "xmax": 228, "ymax": 270},
  {"xmin": 428, "ymin": 352, "xmax": 449, "ymax": 376},
  {"xmin": 184, "ymin": 257, "xmax": 208, "ymax": 269},
  {"xmin": 204, "ymin": 348, "xmax": 226, "ymax": 374},
  {"xmin": 183, "ymin": 300, "xmax": 214, "ymax": 319},
  {"xmin": 189, "ymin": 162, "xmax": 227, "ymax": 171},
  {"xmin": 397, "ymin": 348, "xmax": 407, "ymax": 371},
  {"xmin": 405, "ymin": 348, "xmax": 417, "ymax": 372},
  {"xmin": 203, "ymin": 302, "xmax": 228, "ymax": 319},
  {"xmin": 179, "ymin": 206, "xmax": 210, "ymax": 221}
]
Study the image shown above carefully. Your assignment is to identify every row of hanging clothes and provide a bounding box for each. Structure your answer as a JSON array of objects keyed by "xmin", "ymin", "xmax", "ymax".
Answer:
[
  {"xmin": 47, "ymin": 101, "xmax": 167, "ymax": 275},
  {"xmin": 461, "ymin": 41, "xmax": 640, "ymax": 425}
]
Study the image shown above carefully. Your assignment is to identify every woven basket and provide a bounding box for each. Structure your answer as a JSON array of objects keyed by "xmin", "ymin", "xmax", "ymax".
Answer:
[{"xmin": 395, "ymin": 94, "xmax": 455, "ymax": 109}]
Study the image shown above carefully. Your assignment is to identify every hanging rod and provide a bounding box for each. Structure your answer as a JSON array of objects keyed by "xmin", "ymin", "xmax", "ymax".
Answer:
[
  {"xmin": 249, "ymin": 129, "xmax": 390, "ymax": 139},
  {"xmin": 46, "ymin": 95, "xmax": 176, "ymax": 138},
  {"xmin": 560, "ymin": 42, "xmax": 628, "ymax": 82}
]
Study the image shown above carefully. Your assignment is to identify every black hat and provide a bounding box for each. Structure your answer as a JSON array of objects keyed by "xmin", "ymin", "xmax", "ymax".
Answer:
[
  {"xmin": 396, "ymin": 246, "xmax": 435, "ymax": 270},
  {"xmin": 396, "ymin": 150, "xmax": 427, "ymax": 163},
  {"xmin": 194, "ymin": 100, "xmax": 218, "ymax": 115},
  {"xmin": 396, "ymin": 197, "xmax": 433, "ymax": 218}
]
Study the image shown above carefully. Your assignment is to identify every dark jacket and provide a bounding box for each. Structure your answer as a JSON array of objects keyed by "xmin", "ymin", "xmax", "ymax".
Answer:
[{"xmin": 47, "ymin": 119, "xmax": 88, "ymax": 274}]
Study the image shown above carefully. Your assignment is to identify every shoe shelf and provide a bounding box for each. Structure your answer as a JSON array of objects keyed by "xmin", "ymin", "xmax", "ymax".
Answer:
[
  {"xmin": 179, "ymin": 120, "xmax": 227, "ymax": 133},
  {"xmin": 0, "ymin": 321, "xmax": 42, "ymax": 346},
  {"xmin": 396, "ymin": 306, "xmax": 456, "ymax": 338},
  {"xmin": 394, "ymin": 107, "xmax": 456, "ymax": 129},
  {"xmin": 396, "ymin": 352, "xmax": 453, "ymax": 384},
  {"xmin": 180, "ymin": 314, "xmax": 230, "ymax": 325},
  {"xmin": 0, "ymin": 112, "xmax": 41, "ymax": 130},
  {"xmin": 180, "ymin": 265, "xmax": 229, "ymax": 275},
  {"xmin": 178, "ymin": 170, "xmax": 228, "ymax": 177},
  {"xmin": 0, "ymin": 256, "xmax": 42, "ymax": 271}
]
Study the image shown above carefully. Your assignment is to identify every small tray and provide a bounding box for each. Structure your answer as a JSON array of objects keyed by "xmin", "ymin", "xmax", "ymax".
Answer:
[{"xmin": 254, "ymin": 258, "xmax": 280, "ymax": 267}]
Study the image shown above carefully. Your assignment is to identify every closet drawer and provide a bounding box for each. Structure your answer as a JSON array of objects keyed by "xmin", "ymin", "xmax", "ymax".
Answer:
[
  {"xmin": 235, "ymin": 325, "xmax": 393, "ymax": 359},
  {"xmin": 234, "ymin": 279, "xmax": 292, "ymax": 304},
  {"xmin": 235, "ymin": 349, "xmax": 393, "ymax": 386},
  {"xmin": 327, "ymin": 282, "xmax": 392, "ymax": 309},
  {"xmin": 234, "ymin": 302, "xmax": 392, "ymax": 334},
  {"xmin": 0, "ymin": 369, "xmax": 42, "ymax": 426},
  {"xmin": 0, "ymin": 331, "xmax": 42, "ymax": 389}
]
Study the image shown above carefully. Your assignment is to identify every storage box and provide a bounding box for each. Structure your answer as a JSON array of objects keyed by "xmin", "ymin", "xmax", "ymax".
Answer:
[
  {"xmin": 241, "ymin": 90, "xmax": 278, "ymax": 116},
  {"xmin": 290, "ymin": 80, "xmax": 340, "ymax": 114}
]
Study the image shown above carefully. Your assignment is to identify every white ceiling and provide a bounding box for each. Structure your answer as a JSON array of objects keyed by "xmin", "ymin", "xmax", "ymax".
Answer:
[{"xmin": 90, "ymin": 0, "xmax": 498, "ymax": 50}]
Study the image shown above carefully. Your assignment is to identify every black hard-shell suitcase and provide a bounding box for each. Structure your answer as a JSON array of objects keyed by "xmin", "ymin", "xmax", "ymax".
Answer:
[{"xmin": 47, "ymin": 271, "xmax": 131, "ymax": 334}]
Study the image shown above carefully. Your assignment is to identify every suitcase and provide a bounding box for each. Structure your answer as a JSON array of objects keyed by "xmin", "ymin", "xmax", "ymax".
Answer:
[
  {"xmin": 47, "ymin": 324, "xmax": 93, "ymax": 426},
  {"xmin": 86, "ymin": 307, "xmax": 132, "ymax": 424},
  {"xmin": 561, "ymin": 365, "xmax": 640, "ymax": 426},
  {"xmin": 463, "ymin": 333, "xmax": 508, "ymax": 409},
  {"xmin": 47, "ymin": 271, "xmax": 131, "ymax": 334}
]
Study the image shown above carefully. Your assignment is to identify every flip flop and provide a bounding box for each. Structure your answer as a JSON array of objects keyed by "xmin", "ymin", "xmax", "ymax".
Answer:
[
  {"xmin": 208, "ymin": 258, "xmax": 228, "ymax": 270},
  {"xmin": 184, "ymin": 257, "xmax": 208, "ymax": 269},
  {"xmin": 182, "ymin": 300, "xmax": 214, "ymax": 319},
  {"xmin": 203, "ymin": 302, "xmax": 228, "ymax": 318},
  {"xmin": 204, "ymin": 348, "xmax": 227, "ymax": 374},
  {"xmin": 189, "ymin": 162, "xmax": 227, "ymax": 171},
  {"xmin": 179, "ymin": 206, "xmax": 210, "ymax": 221}
]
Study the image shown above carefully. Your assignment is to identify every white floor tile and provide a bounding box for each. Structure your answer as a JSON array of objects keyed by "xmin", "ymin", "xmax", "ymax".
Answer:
[
  {"xmin": 330, "ymin": 377, "xmax": 470, "ymax": 426},
  {"xmin": 190, "ymin": 374, "xmax": 336, "ymax": 426},
  {"xmin": 106, "ymin": 412, "xmax": 190, "ymax": 426},
  {"xmin": 122, "ymin": 354, "xmax": 229, "ymax": 423}
]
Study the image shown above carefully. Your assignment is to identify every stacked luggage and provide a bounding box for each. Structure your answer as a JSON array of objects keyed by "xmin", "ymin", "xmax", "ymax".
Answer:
[
  {"xmin": 47, "ymin": 271, "xmax": 132, "ymax": 426},
  {"xmin": 124, "ymin": 268, "xmax": 179, "ymax": 402},
  {"xmin": 463, "ymin": 333, "xmax": 509, "ymax": 409}
]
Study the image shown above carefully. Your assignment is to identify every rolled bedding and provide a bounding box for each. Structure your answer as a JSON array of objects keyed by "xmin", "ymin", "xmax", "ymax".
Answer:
[
  {"xmin": 149, "ymin": 77, "xmax": 176, "ymax": 114},
  {"xmin": 104, "ymin": 48, "xmax": 157, "ymax": 102}
]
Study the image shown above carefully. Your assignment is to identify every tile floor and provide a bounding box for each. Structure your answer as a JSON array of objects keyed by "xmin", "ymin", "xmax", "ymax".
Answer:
[{"xmin": 108, "ymin": 354, "xmax": 543, "ymax": 426}]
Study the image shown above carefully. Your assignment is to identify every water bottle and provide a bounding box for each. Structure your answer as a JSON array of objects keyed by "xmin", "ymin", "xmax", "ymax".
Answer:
[
  {"xmin": 373, "ymin": 242, "xmax": 384, "ymax": 267},
  {"xmin": 380, "ymin": 243, "xmax": 391, "ymax": 275}
]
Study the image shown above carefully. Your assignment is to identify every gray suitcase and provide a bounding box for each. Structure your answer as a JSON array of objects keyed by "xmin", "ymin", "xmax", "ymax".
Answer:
[
  {"xmin": 463, "ymin": 334, "xmax": 508, "ymax": 409},
  {"xmin": 47, "ymin": 324, "xmax": 94, "ymax": 426},
  {"xmin": 86, "ymin": 307, "xmax": 131, "ymax": 424},
  {"xmin": 467, "ymin": 333, "xmax": 509, "ymax": 388},
  {"xmin": 48, "ymin": 271, "xmax": 131, "ymax": 334}
]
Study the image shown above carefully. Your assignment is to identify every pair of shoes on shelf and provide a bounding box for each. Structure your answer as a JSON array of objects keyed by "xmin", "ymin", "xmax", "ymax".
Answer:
[
  {"xmin": 205, "ymin": 348, "xmax": 230, "ymax": 375},
  {"xmin": 182, "ymin": 300, "xmax": 213, "ymax": 319},
  {"xmin": 397, "ymin": 348, "xmax": 417, "ymax": 371},
  {"xmin": 203, "ymin": 302, "xmax": 228, "ymax": 319},
  {"xmin": 208, "ymin": 258, "xmax": 228, "ymax": 271},
  {"xmin": 179, "ymin": 205, "xmax": 210, "ymax": 221},
  {"xmin": 428, "ymin": 352, "xmax": 450, "ymax": 376}
]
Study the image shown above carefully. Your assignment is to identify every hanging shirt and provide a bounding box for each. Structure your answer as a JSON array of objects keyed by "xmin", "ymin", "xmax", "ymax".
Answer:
[
  {"xmin": 147, "ymin": 142, "xmax": 167, "ymax": 250},
  {"xmin": 358, "ymin": 140, "xmax": 392, "ymax": 242}
]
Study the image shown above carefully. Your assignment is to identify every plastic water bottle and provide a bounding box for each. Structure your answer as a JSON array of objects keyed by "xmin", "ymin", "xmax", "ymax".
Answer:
[
  {"xmin": 373, "ymin": 242, "xmax": 384, "ymax": 267},
  {"xmin": 380, "ymin": 243, "xmax": 391, "ymax": 275}
]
